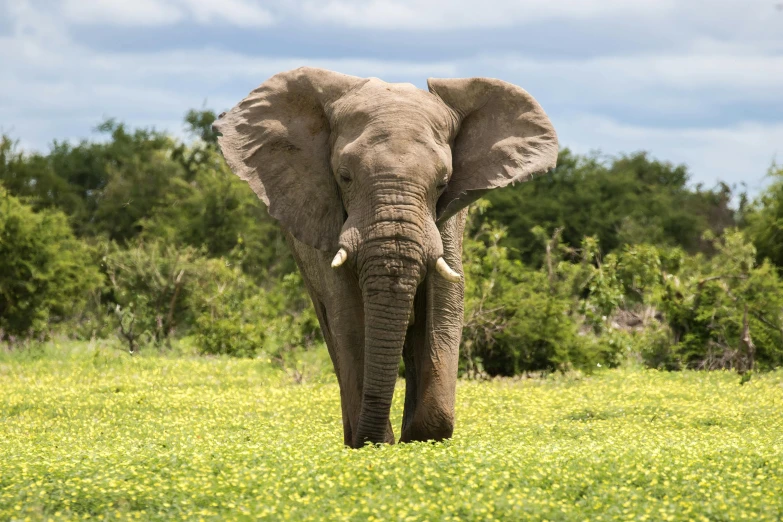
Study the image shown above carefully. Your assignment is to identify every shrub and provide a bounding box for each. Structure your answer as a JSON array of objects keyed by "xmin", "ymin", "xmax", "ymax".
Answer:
[
  {"xmin": 191, "ymin": 260, "xmax": 266, "ymax": 357},
  {"xmin": 191, "ymin": 263, "xmax": 322, "ymax": 360},
  {"xmin": 94, "ymin": 230, "xmax": 320, "ymax": 358},
  {"xmin": 0, "ymin": 187, "xmax": 102, "ymax": 337},
  {"xmin": 102, "ymin": 239, "xmax": 200, "ymax": 351},
  {"xmin": 655, "ymin": 230, "xmax": 783, "ymax": 370},
  {"xmin": 461, "ymin": 205, "xmax": 610, "ymax": 376},
  {"xmin": 744, "ymin": 165, "xmax": 783, "ymax": 269},
  {"xmin": 461, "ymin": 199, "xmax": 783, "ymax": 376},
  {"xmin": 584, "ymin": 231, "xmax": 783, "ymax": 371}
]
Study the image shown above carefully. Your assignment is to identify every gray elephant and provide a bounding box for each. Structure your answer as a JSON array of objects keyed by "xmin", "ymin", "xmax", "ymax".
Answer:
[{"xmin": 214, "ymin": 67, "xmax": 557, "ymax": 448}]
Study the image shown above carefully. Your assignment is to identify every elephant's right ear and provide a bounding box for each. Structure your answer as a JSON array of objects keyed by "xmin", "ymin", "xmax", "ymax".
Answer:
[{"xmin": 214, "ymin": 67, "xmax": 367, "ymax": 252}]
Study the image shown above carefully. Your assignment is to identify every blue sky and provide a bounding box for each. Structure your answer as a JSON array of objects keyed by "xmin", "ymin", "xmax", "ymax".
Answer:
[{"xmin": 1, "ymin": 0, "xmax": 782, "ymax": 192}]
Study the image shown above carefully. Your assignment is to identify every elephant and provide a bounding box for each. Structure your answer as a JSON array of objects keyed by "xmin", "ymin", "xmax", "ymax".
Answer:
[{"xmin": 214, "ymin": 67, "xmax": 558, "ymax": 448}]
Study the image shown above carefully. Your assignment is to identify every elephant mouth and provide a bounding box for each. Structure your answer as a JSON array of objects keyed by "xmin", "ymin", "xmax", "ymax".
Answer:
[{"xmin": 331, "ymin": 245, "xmax": 460, "ymax": 283}]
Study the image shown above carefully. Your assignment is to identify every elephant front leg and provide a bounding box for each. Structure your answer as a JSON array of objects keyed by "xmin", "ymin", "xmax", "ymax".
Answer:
[
  {"xmin": 315, "ymin": 300, "xmax": 396, "ymax": 447},
  {"xmin": 400, "ymin": 210, "xmax": 466, "ymax": 443},
  {"xmin": 312, "ymin": 301, "xmax": 363, "ymax": 446},
  {"xmin": 399, "ymin": 277, "xmax": 463, "ymax": 443},
  {"xmin": 286, "ymin": 234, "xmax": 394, "ymax": 447}
]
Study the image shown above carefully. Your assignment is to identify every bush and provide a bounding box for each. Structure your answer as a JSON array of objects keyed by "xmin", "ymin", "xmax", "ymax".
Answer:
[
  {"xmin": 461, "ymin": 198, "xmax": 783, "ymax": 376},
  {"xmin": 0, "ymin": 187, "xmax": 103, "ymax": 337},
  {"xmin": 461, "ymin": 204, "xmax": 611, "ymax": 376},
  {"xmin": 75, "ymin": 217, "xmax": 318, "ymax": 359},
  {"xmin": 102, "ymin": 239, "xmax": 202, "ymax": 351},
  {"xmin": 190, "ymin": 260, "xmax": 266, "ymax": 357},
  {"xmin": 655, "ymin": 230, "xmax": 783, "ymax": 370},
  {"xmin": 584, "ymin": 231, "xmax": 783, "ymax": 371},
  {"xmin": 192, "ymin": 263, "xmax": 322, "ymax": 361}
]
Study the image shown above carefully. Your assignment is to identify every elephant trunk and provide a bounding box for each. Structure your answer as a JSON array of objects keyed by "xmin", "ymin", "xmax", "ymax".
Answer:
[
  {"xmin": 354, "ymin": 260, "xmax": 421, "ymax": 446},
  {"xmin": 351, "ymin": 205, "xmax": 428, "ymax": 446}
]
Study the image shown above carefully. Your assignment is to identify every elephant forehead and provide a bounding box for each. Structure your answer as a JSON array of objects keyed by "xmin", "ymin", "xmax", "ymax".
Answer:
[
  {"xmin": 335, "ymin": 79, "xmax": 457, "ymax": 139},
  {"xmin": 337, "ymin": 125, "xmax": 452, "ymax": 177}
]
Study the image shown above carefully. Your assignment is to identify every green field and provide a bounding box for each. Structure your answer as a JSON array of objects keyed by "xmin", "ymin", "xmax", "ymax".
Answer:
[{"xmin": 2, "ymin": 344, "xmax": 783, "ymax": 521}]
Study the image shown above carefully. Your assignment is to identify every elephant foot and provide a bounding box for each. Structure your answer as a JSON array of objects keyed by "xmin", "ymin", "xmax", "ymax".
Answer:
[
  {"xmin": 400, "ymin": 407, "xmax": 454, "ymax": 443},
  {"xmin": 347, "ymin": 420, "xmax": 395, "ymax": 449}
]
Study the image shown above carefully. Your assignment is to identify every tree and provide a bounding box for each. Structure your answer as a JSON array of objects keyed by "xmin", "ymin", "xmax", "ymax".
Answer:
[
  {"xmin": 480, "ymin": 149, "xmax": 736, "ymax": 267},
  {"xmin": 744, "ymin": 165, "xmax": 783, "ymax": 269}
]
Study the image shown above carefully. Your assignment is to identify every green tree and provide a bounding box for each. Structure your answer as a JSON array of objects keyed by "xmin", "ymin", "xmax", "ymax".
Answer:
[
  {"xmin": 184, "ymin": 108, "xmax": 220, "ymax": 145},
  {"xmin": 744, "ymin": 165, "xmax": 783, "ymax": 269},
  {"xmin": 481, "ymin": 149, "xmax": 736, "ymax": 267},
  {"xmin": 0, "ymin": 136, "xmax": 86, "ymax": 222},
  {"xmin": 1, "ymin": 112, "xmax": 293, "ymax": 280},
  {"xmin": 140, "ymin": 144, "xmax": 292, "ymax": 281}
]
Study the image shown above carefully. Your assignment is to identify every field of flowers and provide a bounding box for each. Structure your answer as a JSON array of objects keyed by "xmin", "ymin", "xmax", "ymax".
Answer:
[{"xmin": 2, "ymin": 344, "xmax": 783, "ymax": 521}]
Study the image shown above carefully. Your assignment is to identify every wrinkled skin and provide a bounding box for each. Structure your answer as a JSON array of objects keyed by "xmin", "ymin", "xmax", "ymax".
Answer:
[{"xmin": 215, "ymin": 68, "xmax": 558, "ymax": 448}]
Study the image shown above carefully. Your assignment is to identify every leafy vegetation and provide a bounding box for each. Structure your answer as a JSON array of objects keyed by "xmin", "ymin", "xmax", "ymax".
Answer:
[
  {"xmin": 1, "ymin": 345, "xmax": 782, "ymax": 521},
  {"xmin": 744, "ymin": 165, "xmax": 783, "ymax": 269},
  {"xmin": 462, "ymin": 203, "xmax": 613, "ymax": 376},
  {"xmin": 99, "ymin": 238, "xmax": 320, "ymax": 359},
  {"xmin": 480, "ymin": 149, "xmax": 736, "ymax": 267},
  {"xmin": 0, "ymin": 187, "xmax": 102, "ymax": 337},
  {"xmin": 462, "ymin": 205, "xmax": 783, "ymax": 375},
  {"xmin": 1, "ymin": 112, "xmax": 782, "ymax": 376},
  {"xmin": 3, "ymin": 110, "xmax": 782, "ymax": 519}
]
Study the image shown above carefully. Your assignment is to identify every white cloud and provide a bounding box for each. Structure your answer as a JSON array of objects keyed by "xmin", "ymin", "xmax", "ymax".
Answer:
[
  {"xmin": 179, "ymin": 0, "xmax": 274, "ymax": 27},
  {"xmin": 1, "ymin": 0, "xmax": 781, "ymax": 193},
  {"xmin": 478, "ymin": 48, "xmax": 783, "ymax": 117},
  {"xmin": 60, "ymin": 0, "xmax": 274, "ymax": 27},
  {"xmin": 61, "ymin": 0, "xmax": 183, "ymax": 26},
  {"xmin": 12, "ymin": 0, "xmax": 783, "ymax": 36},
  {"xmin": 0, "ymin": 3, "xmax": 454, "ymax": 147},
  {"xmin": 298, "ymin": 0, "xmax": 676, "ymax": 30},
  {"xmin": 292, "ymin": 0, "xmax": 783, "ymax": 47}
]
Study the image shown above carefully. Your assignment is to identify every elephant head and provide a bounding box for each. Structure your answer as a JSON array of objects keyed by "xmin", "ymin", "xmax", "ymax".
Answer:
[{"xmin": 214, "ymin": 67, "xmax": 557, "ymax": 446}]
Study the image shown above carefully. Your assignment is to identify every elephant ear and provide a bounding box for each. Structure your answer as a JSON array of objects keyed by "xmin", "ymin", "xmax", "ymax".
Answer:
[
  {"xmin": 427, "ymin": 77, "xmax": 559, "ymax": 223},
  {"xmin": 214, "ymin": 67, "xmax": 367, "ymax": 251}
]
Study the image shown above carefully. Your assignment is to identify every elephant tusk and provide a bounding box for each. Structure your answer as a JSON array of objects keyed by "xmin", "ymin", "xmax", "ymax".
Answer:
[
  {"xmin": 435, "ymin": 257, "xmax": 461, "ymax": 283},
  {"xmin": 331, "ymin": 248, "xmax": 348, "ymax": 268}
]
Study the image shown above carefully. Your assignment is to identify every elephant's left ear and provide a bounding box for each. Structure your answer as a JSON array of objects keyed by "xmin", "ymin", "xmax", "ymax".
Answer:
[{"xmin": 428, "ymin": 77, "xmax": 558, "ymax": 223}]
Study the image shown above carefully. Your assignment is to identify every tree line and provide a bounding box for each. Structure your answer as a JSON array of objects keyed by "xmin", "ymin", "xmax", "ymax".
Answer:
[{"xmin": 1, "ymin": 110, "xmax": 782, "ymax": 374}]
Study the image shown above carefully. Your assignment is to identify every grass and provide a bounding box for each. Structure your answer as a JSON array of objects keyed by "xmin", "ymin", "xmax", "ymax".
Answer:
[{"xmin": 2, "ymin": 342, "xmax": 783, "ymax": 521}]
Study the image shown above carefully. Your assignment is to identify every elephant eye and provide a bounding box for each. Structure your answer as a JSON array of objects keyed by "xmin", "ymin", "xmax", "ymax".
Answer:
[
  {"xmin": 338, "ymin": 169, "xmax": 352, "ymax": 185},
  {"xmin": 437, "ymin": 181, "xmax": 448, "ymax": 192}
]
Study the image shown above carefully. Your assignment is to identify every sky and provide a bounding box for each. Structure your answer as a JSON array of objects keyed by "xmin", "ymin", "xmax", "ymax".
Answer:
[{"xmin": 1, "ymin": 0, "xmax": 782, "ymax": 192}]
